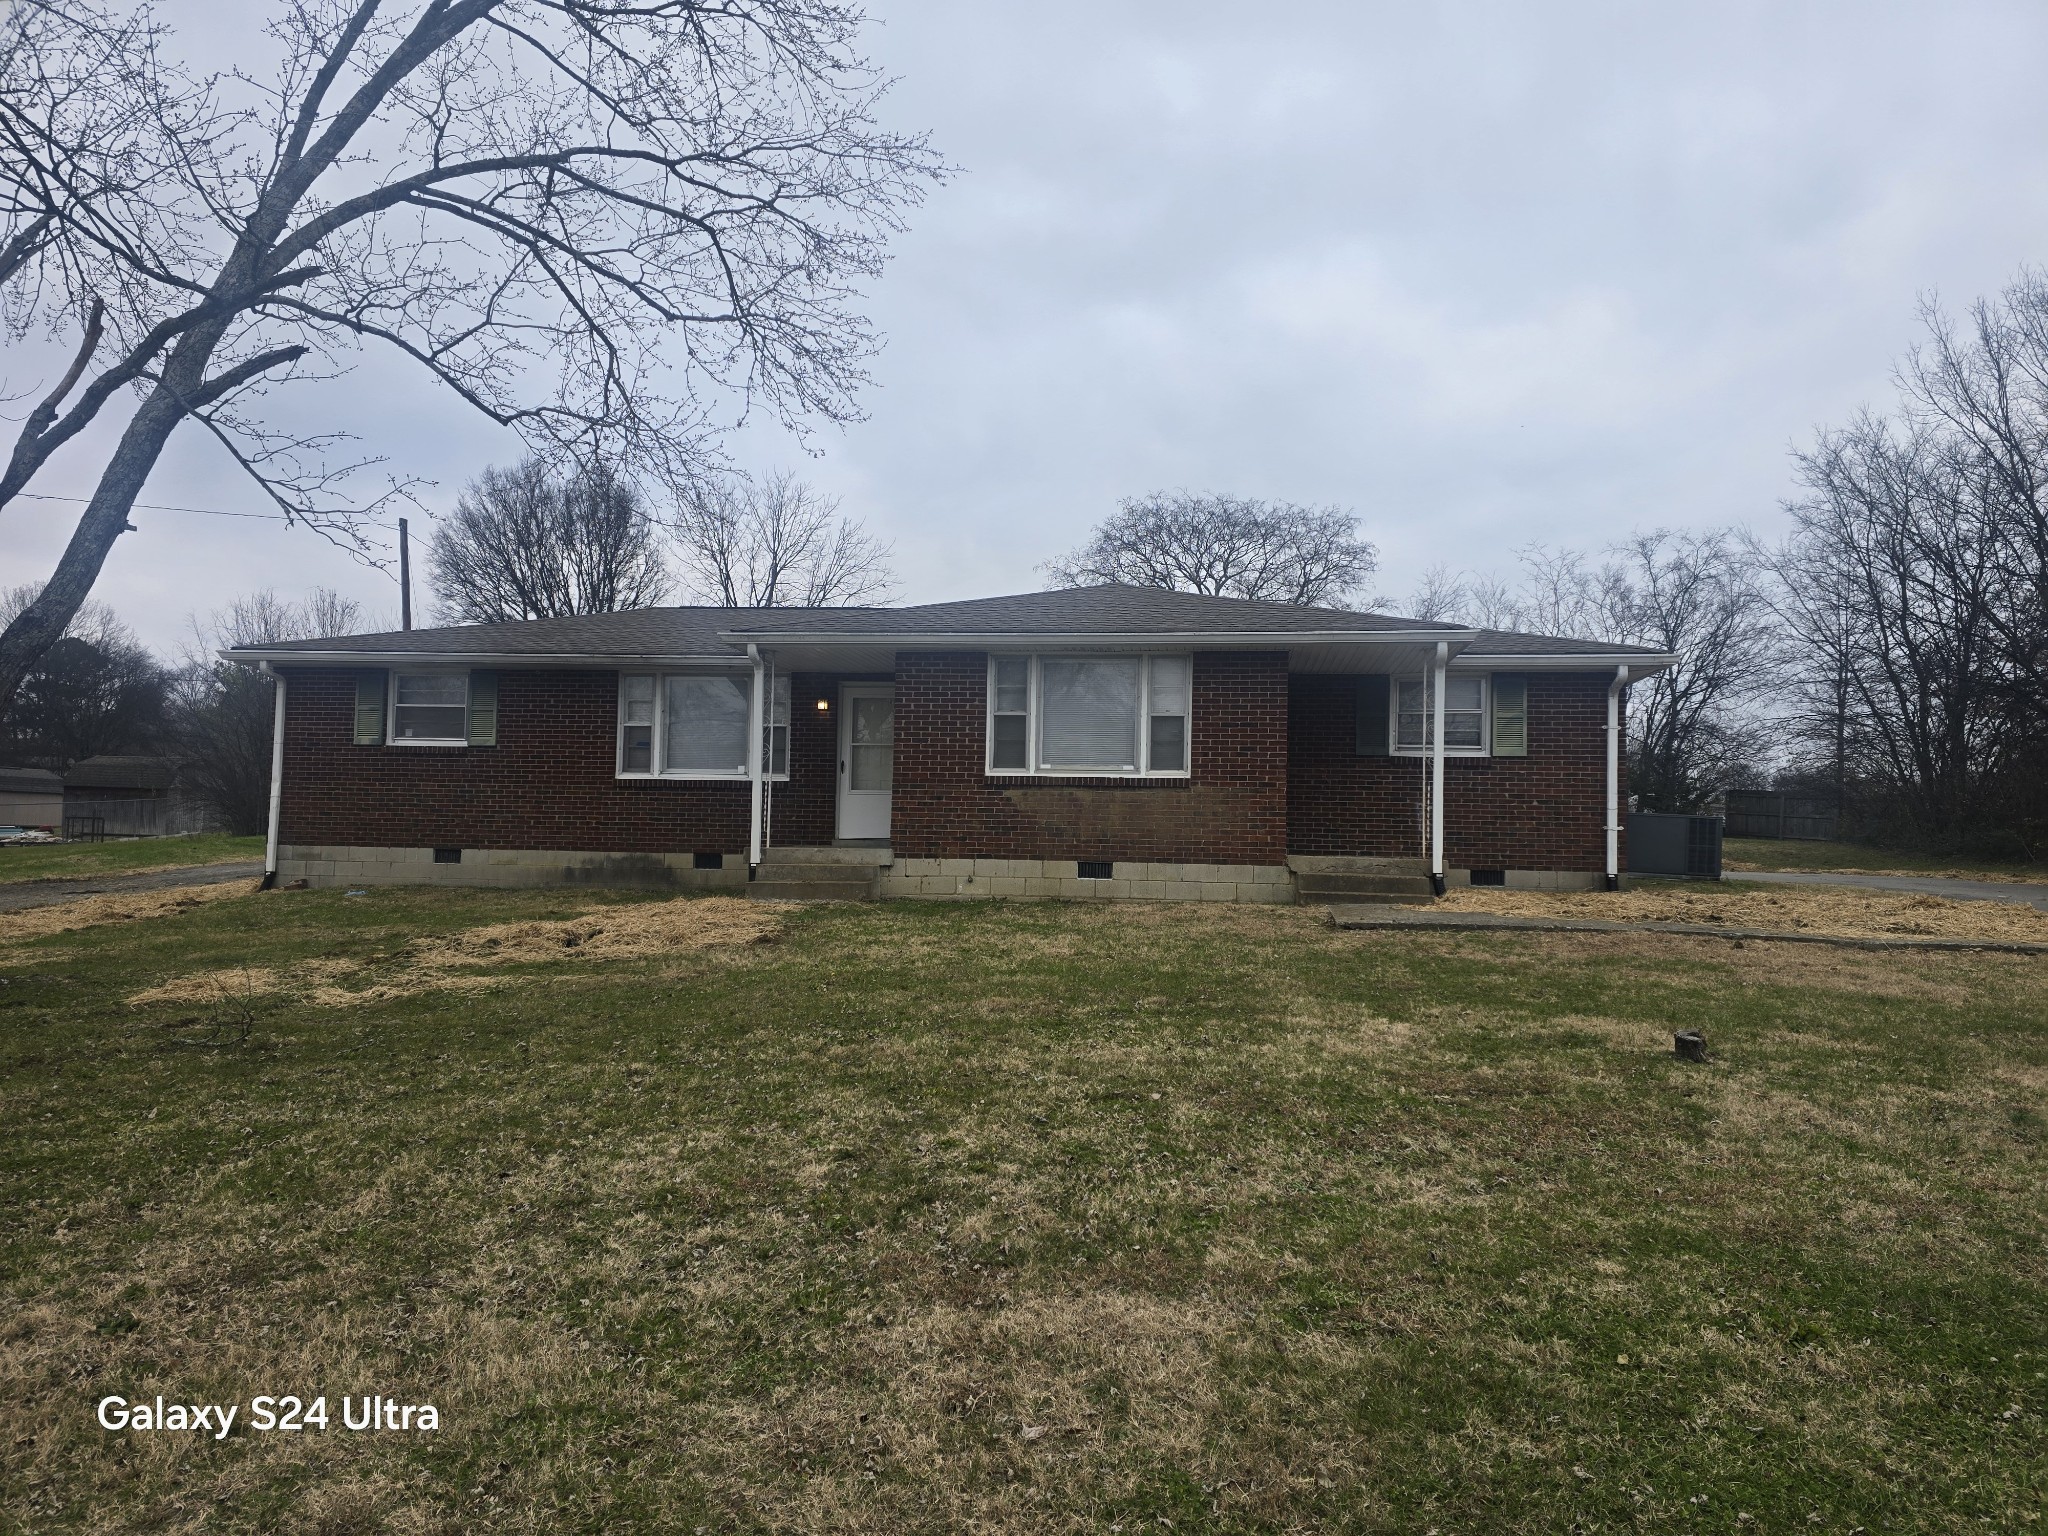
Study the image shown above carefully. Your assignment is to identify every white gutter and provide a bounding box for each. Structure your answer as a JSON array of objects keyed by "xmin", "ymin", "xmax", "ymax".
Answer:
[
  {"xmin": 220, "ymin": 648, "xmax": 747, "ymax": 668},
  {"xmin": 1450, "ymin": 652, "xmax": 1678, "ymax": 673},
  {"xmin": 746, "ymin": 644, "xmax": 765, "ymax": 872},
  {"xmin": 261, "ymin": 664, "xmax": 286, "ymax": 890},
  {"xmin": 1429, "ymin": 641, "xmax": 1448, "ymax": 895},
  {"xmin": 1606, "ymin": 664, "xmax": 1631, "ymax": 891}
]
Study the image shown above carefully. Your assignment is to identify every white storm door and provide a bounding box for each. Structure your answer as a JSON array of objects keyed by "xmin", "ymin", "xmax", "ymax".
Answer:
[{"xmin": 836, "ymin": 684, "xmax": 894, "ymax": 840}]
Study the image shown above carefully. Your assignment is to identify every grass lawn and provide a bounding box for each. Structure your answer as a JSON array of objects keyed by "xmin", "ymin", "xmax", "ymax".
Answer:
[
  {"xmin": 1723, "ymin": 836, "xmax": 2048, "ymax": 882},
  {"xmin": 0, "ymin": 833, "xmax": 264, "ymax": 885},
  {"xmin": 3, "ymin": 887, "xmax": 2043, "ymax": 1533}
]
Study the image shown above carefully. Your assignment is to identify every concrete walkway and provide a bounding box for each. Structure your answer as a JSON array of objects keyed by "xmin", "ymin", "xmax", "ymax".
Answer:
[
  {"xmin": 1732, "ymin": 869, "xmax": 2048, "ymax": 912},
  {"xmin": 0, "ymin": 861, "xmax": 264, "ymax": 914}
]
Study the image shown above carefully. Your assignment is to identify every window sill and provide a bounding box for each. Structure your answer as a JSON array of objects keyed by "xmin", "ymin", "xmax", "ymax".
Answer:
[
  {"xmin": 615, "ymin": 772, "xmax": 790, "ymax": 783},
  {"xmin": 984, "ymin": 772, "xmax": 1191, "ymax": 787},
  {"xmin": 1391, "ymin": 749, "xmax": 1491, "ymax": 759},
  {"xmin": 388, "ymin": 739, "xmax": 471, "ymax": 748}
]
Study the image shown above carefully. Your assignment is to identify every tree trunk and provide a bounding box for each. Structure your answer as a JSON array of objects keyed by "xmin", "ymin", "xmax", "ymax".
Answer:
[{"xmin": 0, "ymin": 382, "xmax": 190, "ymax": 707}]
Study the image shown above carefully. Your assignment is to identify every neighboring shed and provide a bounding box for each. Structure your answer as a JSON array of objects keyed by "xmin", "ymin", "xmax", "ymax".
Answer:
[
  {"xmin": 0, "ymin": 767, "xmax": 64, "ymax": 829},
  {"xmin": 62, "ymin": 756, "xmax": 216, "ymax": 837}
]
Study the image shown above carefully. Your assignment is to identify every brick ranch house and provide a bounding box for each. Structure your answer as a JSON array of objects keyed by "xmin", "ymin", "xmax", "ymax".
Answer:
[{"xmin": 228, "ymin": 586, "xmax": 1674, "ymax": 902}]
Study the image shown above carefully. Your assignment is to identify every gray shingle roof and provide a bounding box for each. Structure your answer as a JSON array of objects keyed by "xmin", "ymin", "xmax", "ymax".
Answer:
[
  {"xmin": 63, "ymin": 755, "xmax": 176, "ymax": 790},
  {"xmin": 232, "ymin": 585, "xmax": 1666, "ymax": 659},
  {"xmin": 1462, "ymin": 628, "xmax": 1667, "ymax": 657},
  {"xmin": 724, "ymin": 585, "xmax": 1453, "ymax": 636}
]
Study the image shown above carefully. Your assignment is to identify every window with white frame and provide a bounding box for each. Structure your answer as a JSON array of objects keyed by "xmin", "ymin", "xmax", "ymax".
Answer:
[
  {"xmin": 616, "ymin": 672, "xmax": 788, "ymax": 778},
  {"xmin": 392, "ymin": 672, "xmax": 469, "ymax": 743},
  {"xmin": 1393, "ymin": 674, "xmax": 1488, "ymax": 754},
  {"xmin": 985, "ymin": 654, "xmax": 1191, "ymax": 776}
]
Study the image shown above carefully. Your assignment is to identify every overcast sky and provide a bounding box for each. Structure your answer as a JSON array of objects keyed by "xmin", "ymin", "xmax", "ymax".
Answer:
[{"xmin": 12, "ymin": 0, "xmax": 2048, "ymax": 652}]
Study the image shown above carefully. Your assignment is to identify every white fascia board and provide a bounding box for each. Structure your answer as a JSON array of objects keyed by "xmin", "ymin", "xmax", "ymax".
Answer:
[
  {"xmin": 221, "ymin": 649, "xmax": 748, "ymax": 668},
  {"xmin": 717, "ymin": 628, "xmax": 1483, "ymax": 649},
  {"xmin": 1452, "ymin": 652, "xmax": 1679, "ymax": 672}
]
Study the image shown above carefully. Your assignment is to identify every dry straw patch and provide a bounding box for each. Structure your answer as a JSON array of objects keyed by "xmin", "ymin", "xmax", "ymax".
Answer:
[
  {"xmin": 411, "ymin": 893, "xmax": 780, "ymax": 967},
  {"xmin": 123, "ymin": 894, "xmax": 784, "ymax": 1010},
  {"xmin": 0, "ymin": 877, "xmax": 258, "ymax": 943},
  {"xmin": 1437, "ymin": 881, "xmax": 2048, "ymax": 942}
]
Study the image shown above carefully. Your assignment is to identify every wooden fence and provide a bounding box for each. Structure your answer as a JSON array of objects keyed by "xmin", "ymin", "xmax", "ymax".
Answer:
[{"xmin": 1723, "ymin": 791, "xmax": 1839, "ymax": 841}]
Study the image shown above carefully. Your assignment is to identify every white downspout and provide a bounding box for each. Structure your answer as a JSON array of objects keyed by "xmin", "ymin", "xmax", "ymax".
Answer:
[
  {"xmin": 261, "ymin": 664, "xmax": 286, "ymax": 890},
  {"xmin": 1605, "ymin": 664, "xmax": 1630, "ymax": 891},
  {"xmin": 746, "ymin": 643, "xmax": 765, "ymax": 873},
  {"xmin": 1429, "ymin": 641, "xmax": 1447, "ymax": 896}
]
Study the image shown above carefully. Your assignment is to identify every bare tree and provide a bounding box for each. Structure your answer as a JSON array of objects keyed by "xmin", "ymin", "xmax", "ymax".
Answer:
[
  {"xmin": 1400, "ymin": 563, "xmax": 1469, "ymax": 623},
  {"xmin": 171, "ymin": 587, "xmax": 368, "ymax": 831},
  {"xmin": 1779, "ymin": 413, "xmax": 2015, "ymax": 846},
  {"xmin": 1400, "ymin": 536, "xmax": 1777, "ymax": 811},
  {"xmin": 430, "ymin": 459, "xmax": 669, "ymax": 623},
  {"xmin": 670, "ymin": 469, "xmax": 895, "ymax": 606},
  {"xmin": 1044, "ymin": 491, "xmax": 1378, "ymax": 608},
  {"xmin": 0, "ymin": 0, "xmax": 941, "ymax": 703},
  {"xmin": 1602, "ymin": 531, "xmax": 1779, "ymax": 812},
  {"xmin": 1405, "ymin": 546, "xmax": 1616, "ymax": 637}
]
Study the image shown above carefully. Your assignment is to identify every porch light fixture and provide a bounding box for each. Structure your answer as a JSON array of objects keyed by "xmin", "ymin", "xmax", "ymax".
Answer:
[{"xmin": 815, "ymin": 699, "xmax": 830, "ymax": 710}]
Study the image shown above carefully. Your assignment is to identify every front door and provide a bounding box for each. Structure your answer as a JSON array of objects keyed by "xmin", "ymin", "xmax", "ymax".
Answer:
[{"xmin": 836, "ymin": 683, "xmax": 894, "ymax": 840}]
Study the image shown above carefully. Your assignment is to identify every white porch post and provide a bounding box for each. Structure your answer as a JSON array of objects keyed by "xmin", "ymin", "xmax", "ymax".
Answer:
[
  {"xmin": 1605, "ymin": 664, "xmax": 1630, "ymax": 891},
  {"xmin": 747, "ymin": 644, "xmax": 765, "ymax": 870},
  {"xmin": 1429, "ymin": 641, "xmax": 1447, "ymax": 894},
  {"xmin": 262, "ymin": 665, "xmax": 286, "ymax": 889}
]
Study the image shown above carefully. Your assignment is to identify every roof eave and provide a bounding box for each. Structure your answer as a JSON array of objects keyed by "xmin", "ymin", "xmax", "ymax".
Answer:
[
  {"xmin": 1451, "ymin": 651, "xmax": 1679, "ymax": 671},
  {"xmin": 222, "ymin": 648, "xmax": 747, "ymax": 668}
]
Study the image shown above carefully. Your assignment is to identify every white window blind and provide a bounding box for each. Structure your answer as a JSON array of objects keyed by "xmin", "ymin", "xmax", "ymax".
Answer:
[
  {"xmin": 1147, "ymin": 655, "xmax": 1189, "ymax": 772},
  {"xmin": 986, "ymin": 654, "xmax": 1190, "ymax": 777},
  {"xmin": 1395, "ymin": 675, "xmax": 1488, "ymax": 753},
  {"xmin": 1039, "ymin": 657, "xmax": 1140, "ymax": 771},
  {"xmin": 393, "ymin": 674, "xmax": 467, "ymax": 741},
  {"xmin": 664, "ymin": 675, "xmax": 750, "ymax": 774},
  {"xmin": 990, "ymin": 657, "xmax": 1029, "ymax": 769},
  {"xmin": 768, "ymin": 675, "xmax": 790, "ymax": 775},
  {"xmin": 620, "ymin": 675, "xmax": 655, "ymax": 772}
]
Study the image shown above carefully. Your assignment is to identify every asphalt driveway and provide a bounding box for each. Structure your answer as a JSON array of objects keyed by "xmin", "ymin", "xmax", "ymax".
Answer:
[
  {"xmin": 1734, "ymin": 869, "xmax": 2048, "ymax": 911},
  {"xmin": 0, "ymin": 861, "xmax": 264, "ymax": 914}
]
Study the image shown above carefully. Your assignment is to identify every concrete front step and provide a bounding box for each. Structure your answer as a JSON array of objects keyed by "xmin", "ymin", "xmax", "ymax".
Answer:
[
  {"xmin": 748, "ymin": 876, "xmax": 877, "ymax": 902},
  {"xmin": 1297, "ymin": 873, "xmax": 1437, "ymax": 896},
  {"xmin": 1288, "ymin": 854, "xmax": 1432, "ymax": 877},
  {"xmin": 1297, "ymin": 888, "xmax": 1437, "ymax": 907},
  {"xmin": 759, "ymin": 845, "xmax": 893, "ymax": 867},
  {"xmin": 753, "ymin": 863, "xmax": 876, "ymax": 884},
  {"xmin": 749, "ymin": 846, "xmax": 886, "ymax": 901},
  {"xmin": 1295, "ymin": 873, "xmax": 1438, "ymax": 906}
]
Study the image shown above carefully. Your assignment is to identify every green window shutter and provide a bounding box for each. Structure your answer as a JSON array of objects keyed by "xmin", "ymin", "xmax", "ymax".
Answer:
[
  {"xmin": 1354, "ymin": 674, "xmax": 1391, "ymax": 756},
  {"xmin": 1492, "ymin": 674, "xmax": 1528, "ymax": 756},
  {"xmin": 353, "ymin": 670, "xmax": 388, "ymax": 745},
  {"xmin": 467, "ymin": 670, "xmax": 498, "ymax": 747}
]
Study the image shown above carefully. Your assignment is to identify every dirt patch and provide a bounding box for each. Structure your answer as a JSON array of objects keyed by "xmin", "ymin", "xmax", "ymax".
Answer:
[
  {"xmin": 413, "ymin": 895, "xmax": 781, "ymax": 967},
  {"xmin": 0, "ymin": 878, "xmax": 259, "ymax": 944},
  {"xmin": 124, "ymin": 895, "xmax": 785, "ymax": 1011},
  {"xmin": 1435, "ymin": 883, "xmax": 2048, "ymax": 943}
]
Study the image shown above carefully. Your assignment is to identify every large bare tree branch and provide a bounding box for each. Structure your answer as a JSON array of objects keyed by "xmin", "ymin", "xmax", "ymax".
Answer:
[{"xmin": 0, "ymin": 0, "xmax": 944, "ymax": 701}]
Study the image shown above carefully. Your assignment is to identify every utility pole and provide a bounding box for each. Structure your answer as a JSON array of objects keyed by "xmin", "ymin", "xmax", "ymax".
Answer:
[{"xmin": 398, "ymin": 517, "xmax": 413, "ymax": 631}]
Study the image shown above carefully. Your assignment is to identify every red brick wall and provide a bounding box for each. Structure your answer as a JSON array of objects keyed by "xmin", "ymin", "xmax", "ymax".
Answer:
[
  {"xmin": 1287, "ymin": 672, "xmax": 1624, "ymax": 871},
  {"xmin": 889, "ymin": 650, "xmax": 1290, "ymax": 864},
  {"xmin": 278, "ymin": 666, "xmax": 758, "ymax": 854},
  {"xmin": 279, "ymin": 659, "xmax": 1622, "ymax": 873}
]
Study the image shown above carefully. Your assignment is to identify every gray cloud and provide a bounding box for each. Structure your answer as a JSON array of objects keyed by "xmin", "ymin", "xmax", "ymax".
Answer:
[{"xmin": 10, "ymin": 0, "xmax": 2048, "ymax": 649}]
